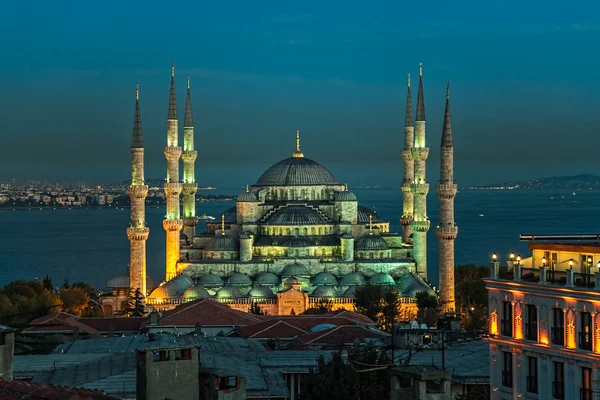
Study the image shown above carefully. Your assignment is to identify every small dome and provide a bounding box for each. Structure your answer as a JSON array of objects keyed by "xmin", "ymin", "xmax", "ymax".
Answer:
[
  {"xmin": 312, "ymin": 272, "xmax": 338, "ymax": 286},
  {"xmin": 281, "ymin": 262, "xmax": 310, "ymax": 278},
  {"xmin": 213, "ymin": 234, "xmax": 238, "ymax": 251},
  {"xmin": 155, "ymin": 274, "xmax": 194, "ymax": 297},
  {"xmin": 240, "ymin": 232, "xmax": 251, "ymax": 240},
  {"xmin": 228, "ymin": 273, "xmax": 252, "ymax": 287},
  {"xmin": 281, "ymin": 236, "xmax": 312, "ymax": 248},
  {"xmin": 237, "ymin": 189, "xmax": 258, "ymax": 202},
  {"xmin": 248, "ymin": 285, "xmax": 275, "ymax": 298},
  {"xmin": 370, "ymin": 272, "xmax": 396, "ymax": 286},
  {"xmin": 255, "ymin": 272, "xmax": 280, "ymax": 287},
  {"xmin": 266, "ymin": 206, "xmax": 329, "ymax": 226},
  {"xmin": 343, "ymin": 286, "xmax": 357, "ymax": 297},
  {"xmin": 340, "ymin": 272, "xmax": 366, "ymax": 286},
  {"xmin": 284, "ymin": 276, "xmax": 302, "ymax": 288},
  {"xmin": 334, "ymin": 190, "xmax": 357, "ymax": 202},
  {"xmin": 340, "ymin": 233, "xmax": 354, "ymax": 240},
  {"xmin": 107, "ymin": 274, "xmax": 129, "ymax": 288},
  {"xmin": 148, "ymin": 284, "xmax": 177, "ymax": 299},
  {"xmin": 198, "ymin": 273, "xmax": 224, "ymax": 288},
  {"xmin": 182, "ymin": 286, "xmax": 211, "ymax": 300},
  {"xmin": 216, "ymin": 285, "xmax": 244, "ymax": 299},
  {"xmin": 397, "ymin": 273, "xmax": 435, "ymax": 297},
  {"xmin": 356, "ymin": 234, "xmax": 388, "ymax": 250},
  {"xmin": 311, "ymin": 285, "xmax": 338, "ymax": 298}
]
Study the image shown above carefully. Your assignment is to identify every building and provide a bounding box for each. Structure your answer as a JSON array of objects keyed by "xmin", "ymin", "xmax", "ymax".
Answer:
[
  {"xmin": 103, "ymin": 63, "xmax": 463, "ymax": 316},
  {"xmin": 485, "ymin": 237, "xmax": 600, "ymax": 400},
  {"xmin": 0, "ymin": 325, "xmax": 15, "ymax": 381}
]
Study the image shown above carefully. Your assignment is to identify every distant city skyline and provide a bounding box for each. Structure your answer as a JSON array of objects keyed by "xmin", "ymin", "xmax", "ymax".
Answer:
[{"xmin": 1, "ymin": 1, "xmax": 600, "ymax": 186}]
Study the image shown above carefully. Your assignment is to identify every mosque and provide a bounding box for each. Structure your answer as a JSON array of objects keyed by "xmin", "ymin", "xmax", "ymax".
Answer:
[{"xmin": 100, "ymin": 62, "xmax": 457, "ymax": 317}]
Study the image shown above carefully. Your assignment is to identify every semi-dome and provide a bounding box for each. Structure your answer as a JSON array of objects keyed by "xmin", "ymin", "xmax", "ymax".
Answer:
[
  {"xmin": 158, "ymin": 274, "xmax": 194, "ymax": 297},
  {"xmin": 266, "ymin": 206, "xmax": 329, "ymax": 226},
  {"xmin": 340, "ymin": 272, "xmax": 366, "ymax": 286},
  {"xmin": 222, "ymin": 207, "xmax": 237, "ymax": 224},
  {"xmin": 340, "ymin": 233, "xmax": 354, "ymax": 240},
  {"xmin": 216, "ymin": 285, "xmax": 244, "ymax": 299},
  {"xmin": 397, "ymin": 273, "xmax": 435, "ymax": 297},
  {"xmin": 213, "ymin": 234, "xmax": 238, "ymax": 251},
  {"xmin": 334, "ymin": 190, "xmax": 357, "ymax": 202},
  {"xmin": 311, "ymin": 285, "xmax": 338, "ymax": 298},
  {"xmin": 312, "ymin": 272, "xmax": 338, "ymax": 286},
  {"xmin": 281, "ymin": 262, "xmax": 310, "ymax": 278},
  {"xmin": 198, "ymin": 273, "xmax": 224, "ymax": 287},
  {"xmin": 254, "ymin": 272, "xmax": 280, "ymax": 286},
  {"xmin": 228, "ymin": 272, "xmax": 252, "ymax": 287},
  {"xmin": 356, "ymin": 234, "xmax": 388, "ymax": 250},
  {"xmin": 283, "ymin": 276, "xmax": 302, "ymax": 288},
  {"xmin": 369, "ymin": 272, "xmax": 396, "ymax": 286},
  {"xmin": 182, "ymin": 286, "xmax": 211, "ymax": 300},
  {"xmin": 256, "ymin": 157, "xmax": 338, "ymax": 186},
  {"xmin": 357, "ymin": 206, "xmax": 384, "ymax": 223},
  {"xmin": 248, "ymin": 285, "xmax": 276, "ymax": 298}
]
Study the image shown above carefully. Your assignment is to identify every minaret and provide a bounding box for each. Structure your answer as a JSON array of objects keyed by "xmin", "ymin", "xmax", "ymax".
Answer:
[
  {"xmin": 163, "ymin": 62, "xmax": 183, "ymax": 280},
  {"xmin": 182, "ymin": 75, "xmax": 199, "ymax": 241},
  {"xmin": 127, "ymin": 84, "xmax": 149, "ymax": 296},
  {"xmin": 437, "ymin": 83, "xmax": 458, "ymax": 313},
  {"xmin": 410, "ymin": 63, "xmax": 431, "ymax": 280},
  {"xmin": 400, "ymin": 73, "xmax": 415, "ymax": 243}
]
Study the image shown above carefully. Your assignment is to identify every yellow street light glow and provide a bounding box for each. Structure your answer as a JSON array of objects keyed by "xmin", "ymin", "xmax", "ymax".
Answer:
[
  {"xmin": 569, "ymin": 259, "xmax": 574, "ymax": 268},
  {"xmin": 510, "ymin": 253, "xmax": 515, "ymax": 260},
  {"xmin": 542, "ymin": 257, "xmax": 547, "ymax": 266},
  {"xmin": 492, "ymin": 253, "xmax": 497, "ymax": 261}
]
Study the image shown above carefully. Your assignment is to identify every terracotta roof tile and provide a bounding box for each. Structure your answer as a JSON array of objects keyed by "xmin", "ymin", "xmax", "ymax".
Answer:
[
  {"xmin": 299, "ymin": 325, "xmax": 388, "ymax": 345},
  {"xmin": 23, "ymin": 313, "xmax": 100, "ymax": 335},
  {"xmin": 0, "ymin": 378, "xmax": 120, "ymax": 400},
  {"xmin": 78, "ymin": 317, "xmax": 144, "ymax": 333},
  {"xmin": 237, "ymin": 320, "xmax": 308, "ymax": 339},
  {"xmin": 154, "ymin": 299, "xmax": 262, "ymax": 327}
]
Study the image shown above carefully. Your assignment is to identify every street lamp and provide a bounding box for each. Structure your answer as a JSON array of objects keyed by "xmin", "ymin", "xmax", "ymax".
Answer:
[
  {"xmin": 542, "ymin": 257, "xmax": 547, "ymax": 267},
  {"xmin": 510, "ymin": 253, "xmax": 515, "ymax": 261},
  {"xmin": 569, "ymin": 259, "xmax": 574, "ymax": 269},
  {"xmin": 492, "ymin": 253, "xmax": 497, "ymax": 262},
  {"xmin": 516, "ymin": 255, "xmax": 521, "ymax": 265}
]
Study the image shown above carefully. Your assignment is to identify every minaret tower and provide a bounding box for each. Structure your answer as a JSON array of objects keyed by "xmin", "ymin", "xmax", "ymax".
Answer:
[
  {"xmin": 437, "ymin": 83, "xmax": 458, "ymax": 313},
  {"xmin": 410, "ymin": 63, "xmax": 431, "ymax": 280},
  {"xmin": 400, "ymin": 73, "xmax": 415, "ymax": 243},
  {"xmin": 182, "ymin": 75, "xmax": 199, "ymax": 241},
  {"xmin": 163, "ymin": 63, "xmax": 183, "ymax": 280},
  {"xmin": 127, "ymin": 84, "xmax": 149, "ymax": 296}
]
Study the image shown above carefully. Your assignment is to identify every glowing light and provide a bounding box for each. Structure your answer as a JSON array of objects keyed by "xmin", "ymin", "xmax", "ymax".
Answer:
[
  {"xmin": 516, "ymin": 255, "xmax": 521, "ymax": 263},
  {"xmin": 470, "ymin": 306, "xmax": 475, "ymax": 311},
  {"xmin": 492, "ymin": 253, "xmax": 497, "ymax": 262},
  {"xmin": 570, "ymin": 259, "xmax": 574, "ymax": 268},
  {"xmin": 490, "ymin": 311, "xmax": 499, "ymax": 335},
  {"xmin": 510, "ymin": 253, "xmax": 515, "ymax": 260},
  {"xmin": 542, "ymin": 257, "xmax": 546, "ymax": 266}
]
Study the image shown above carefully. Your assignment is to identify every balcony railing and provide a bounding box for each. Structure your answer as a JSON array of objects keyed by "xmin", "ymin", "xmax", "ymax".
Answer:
[
  {"xmin": 525, "ymin": 322, "xmax": 538, "ymax": 341},
  {"xmin": 502, "ymin": 371, "xmax": 513, "ymax": 388},
  {"xmin": 581, "ymin": 388, "xmax": 593, "ymax": 400},
  {"xmin": 551, "ymin": 327, "xmax": 564, "ymax": 346},
  {"xmin": 526, "ymin": 376, "xmax": 538, "ymax": 394},
  {"xmin": 579, "ymin": 332, "xmax": 592, "ymax": 351},
  {"xmin": 553, "ymin": 381, "xmax": 564, "ymax": 399},
  {"xmin": 513, "ymin": 268, "xmax": 597, "ymax": 288},
  {"xmin": 501, "ymin": 319, "xmax": 513, "ymax": 336}
]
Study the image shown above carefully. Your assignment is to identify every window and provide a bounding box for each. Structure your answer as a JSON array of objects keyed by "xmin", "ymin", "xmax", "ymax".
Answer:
[
  {"xmin": 501, "ymin": 301, "xmax": 513, "ymax": 336},
  {"xmin": 0, "ymin": 333, "xmax": 5, "ymax": 345},
  {"xmin": 553, "ymin": 361, "xmax": 564, "ymax": 399},
  {"xmin": 219, "ymin": 376, "xmax": 238, "ymax": 390},
  {"xmin": 582, "ymin": 367, "xmax": 592, "ymax": 400},
  {"xmin": 551, "ymin": 308, "xmax": 564, "ymax": 346},
  {"xmin": 175, "ymin": 348, "xmax": 192, "ymax": 360},
  {"xmin": 527, "ymin": 356, "xmax": 538, "ymax": 394},
  {"xmin": 580, "ymin": 312, "xmax": 592, "ymax": 351},
  {"xmin": 152, "ymin": 350, "xmax": 170, "ymax": 362},
  {"xmin": 502, "ymin": 352, "xmax": 513, "ymax": 388},
  {"xmin": 525, "ymin": 304, "xmax": 538, "ymax": 341}
]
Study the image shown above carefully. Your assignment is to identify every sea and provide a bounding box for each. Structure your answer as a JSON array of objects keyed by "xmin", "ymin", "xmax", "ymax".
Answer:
[{"xmin": 0, "ymin": 188, "xmax": 598, "ymax": 289}]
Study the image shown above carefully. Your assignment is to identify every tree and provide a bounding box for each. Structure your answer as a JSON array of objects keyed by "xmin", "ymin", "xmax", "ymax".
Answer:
[
  {"xmin": 354, "ymin": 283, "xmax": 384, "ymax": 322},
  {"xmin": 300, "ymin": 347, "xmax": 391, "ymax": 400},
  {"xmin": 42, "ymin": 275, "xmax": 53, "ymax": 291},
  {"xmin": 0, "ymin": 280, "xmax": 61, "ymax": 328},
  {"xmin": 415, "ymin": 291, "xmax": 438, "ymax": 327},
  {"xmin": 302, "ymin": 299, "xmax": 333, "ymax": 314},
  {"xmin": 454, "ymin": 264, "xmax": 489, "ymax": 332},
  {"xmin": 249, "ymin": 302, "xmax": 264, "ymax": 315},
  {"xmin": 379, "ymin": 287, "xmax": 402, "ymax": 333},
  {"xmin": 119, "ymin": 289, "xmax": 145, "ymax": 317},
  {"xmin": 59, "ymin": 287, "xmax": 90, "ymax": 316},
  {"xmin": 354, "ymin": 284, "xmax": 407, "ymax": 332}
]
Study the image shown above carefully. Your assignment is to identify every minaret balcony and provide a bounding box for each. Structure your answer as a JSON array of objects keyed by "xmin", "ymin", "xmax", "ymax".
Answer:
[
  {"xmin": 436, "ymin": 183, "xmax": 457, "ymax": 199},
  {"xmin": 436, "ymin": 225, "xmax": 458, "ymax": 240},
  {"xmin": 164, "ymin": 182, "xmax": 183, "ymax": 196},
  {"xmin": 128, "ymin": 185, "xmax": 149, "ymax": 199},
  {"xmin": 127, "ymin": 226, "xmax": 150, "ymax": 240},
  {"xmin": 410, "ymin": 219, "xmax": 430, "ymax": 232},
  {"xmin": 181, "ymin": 150, "xmax": 198, "ymax": 163},
  {"xmin": 164, "ymin": 146, "xmax": 182, "ymax": 160},
  {"xmin": 410, "ymin": 183, "xmax": 429, "ymax": 196},
  {"xmin": 400, "ymin": 215, "xmax": 413, "ymax": 226},
  {"xmin": 183, "ymin": 216, "xmax": 199, "ymax": 227},
  {"xmin": 401, "ymin": 150, "xmax": 413, "ymax": 162},
  {"xmin": 182, "ymin": 183, "xmax": 198, "ymax": 195},
  {"xmin": 400, "ymin": 182, "xmax": 412, "ymax": 193},
  {"xmin": 163, "ymin": 219, "xmax": 183, "ymax": 231},
  {"xmin": 412, "ymin": 147, "xmax": 430, "ymax": 161}
]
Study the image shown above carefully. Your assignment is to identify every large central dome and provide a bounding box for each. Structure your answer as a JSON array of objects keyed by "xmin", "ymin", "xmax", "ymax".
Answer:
[{"xmin": 256, "ymin": 157, "xmax": 338, "ymax": 186}]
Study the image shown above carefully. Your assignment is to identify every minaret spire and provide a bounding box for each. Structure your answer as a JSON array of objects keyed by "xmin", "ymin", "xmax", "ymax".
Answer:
[
  {"xmin": 292, "ymin": 129, "xmax": 304, "ymax": 158},
  {"xmin": 182, "ymin": 73, "xmax": 199, "ymax": 241},
  {"xmin": 168, "ymin": 62, "xmax": 177, "ymax": 120},
  {"xmin": 127, "ymin": 83, "xmax": 149, "ymax": 300},
  {"xmin": 410, "ymin": 62, "xmax": 431, "ymax": 280},
  {"xmin": 437, "ymin": 82, "xmax": 458, "ymax": 313}
]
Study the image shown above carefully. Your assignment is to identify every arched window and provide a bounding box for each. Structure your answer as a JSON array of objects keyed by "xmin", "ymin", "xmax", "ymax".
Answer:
[
  {"xmin": 303, "ymin": 227, "xmax": 308, "ymax": 235},
  {"xmin": 295, "ymin": 227, "xmax": 300, "ymax": 236},
  {"xmin": 311, "ymin": 227, "xmax": 316, "ymax": 235},
  {"xmin": 319, "ymin": 227, "xmax": 323, "ymax": 235},
  {"xmin": 311, "ymin": 189, "xmax": 316, "ymax": 200},
  {"xmin": 369, "ymin": 252, "xmax": 374, "ymax": 259}
]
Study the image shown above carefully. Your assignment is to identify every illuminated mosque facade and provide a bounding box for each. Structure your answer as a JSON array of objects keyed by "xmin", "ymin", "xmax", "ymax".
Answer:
[{"xmin": 101, "ymin": 62, "xmax": 458, "ymax": 317}]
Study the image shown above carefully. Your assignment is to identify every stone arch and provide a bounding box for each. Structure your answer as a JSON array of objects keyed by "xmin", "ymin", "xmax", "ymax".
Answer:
[
  {"xmin": 311, "ymin": 189, "xmax": 316, "ymax": 200},
  {"xmin": 102, "ymin": 304, "xmax": 113, "ymax": 316},
  {"xmin": 369, "ymin": 252, "xmax": 374, "ymax": 259},
  {"xmin": 303, "ymin": 227, "xmax": 308, "ymax": 235},
  {"xmin": 311, "ymin": 227, "xmax": 316, "ymax": 235},
  {"xmin": 295, "ymin": 227, "xmax": 300, "ymax": 236},
  {"xmin": 319, "ymin": 227, "xmax": 323, "ymax": 235}
]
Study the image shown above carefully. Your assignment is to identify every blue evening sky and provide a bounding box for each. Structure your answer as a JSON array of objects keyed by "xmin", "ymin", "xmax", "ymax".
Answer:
[{"xmin": 1, "ymin": 1, "xmax": 600, "ymax": 187}]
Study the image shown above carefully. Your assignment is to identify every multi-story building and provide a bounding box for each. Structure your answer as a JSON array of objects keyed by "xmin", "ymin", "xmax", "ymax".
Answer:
[{"xmin": 485, "ymin": 237, "xmax": 600, "ymax": 400}]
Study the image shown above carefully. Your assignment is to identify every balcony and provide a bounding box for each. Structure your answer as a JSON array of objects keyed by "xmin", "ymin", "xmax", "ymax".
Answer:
[
  {"xmin": 502, "ymin": 371, "xmax": 513, "ymax": 388},
  {"xmin": 581, "ymin": 388, "xmax": 593, "ymax": 400},
  {"xmin": 579, "ymin": 332, "xmax": 592, "ymax": 351},
  {"xmin": 526, "ymin": 376, "xmax": 538, "ymax": 394},
  {"xmin": 501, "ymin": 319, "xmax": 513, "ymax": 336},
  {"xmin": 553, "ymin": 381, "xmax": 564, "ymax": 399},
  {"xmin": 525, "ymin": 323, "xmax": 538, "ymax": 341},
  {"xmin": 551, "ymin": 327, "xmax": 564, "ymax": 346}
]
